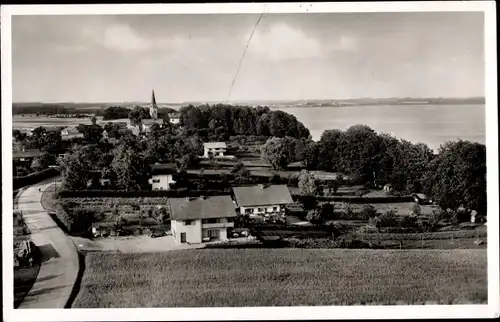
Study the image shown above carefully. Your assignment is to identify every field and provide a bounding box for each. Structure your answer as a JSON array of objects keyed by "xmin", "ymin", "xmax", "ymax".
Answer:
[
  {"xmin": 12, "ymin": 115, "xmax": 117, "ymax": 130},
  {"xmin": 73, "ymin": 248, "xmax": 487, "ymax": 307}
]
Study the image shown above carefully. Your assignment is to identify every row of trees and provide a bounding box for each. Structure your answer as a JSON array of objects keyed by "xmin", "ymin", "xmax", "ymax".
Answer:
[{"xmin": 259, "ymin": 125, "xmax": 486, "ymax": 216}]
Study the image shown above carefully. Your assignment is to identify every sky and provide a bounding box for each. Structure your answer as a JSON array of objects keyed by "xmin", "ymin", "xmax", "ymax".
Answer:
[{"xmin": 12, "ymin": 12, "xmax": 484, "ymax": 103}]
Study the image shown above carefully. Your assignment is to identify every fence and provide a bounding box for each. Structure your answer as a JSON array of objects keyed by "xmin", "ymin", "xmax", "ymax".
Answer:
[{"xmin": 58, "ymin": 189, "xmax": 232, "ymax": 198}]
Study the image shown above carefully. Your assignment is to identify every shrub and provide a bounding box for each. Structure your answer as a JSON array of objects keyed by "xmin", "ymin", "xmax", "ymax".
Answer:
[
  {"xmin": 411, "ymin": 203, "xmax": 422, "ymax": 216},
  {"xmin": 360, "ymin": 205, "xmax": 378, "ymax": 219},
  {"xmin": 376, "ymin": 210, "xmax": 399, "ymax": 228}
]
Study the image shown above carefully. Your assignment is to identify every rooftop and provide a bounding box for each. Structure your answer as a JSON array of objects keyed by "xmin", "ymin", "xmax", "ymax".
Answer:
[
  {"xmin": 61, "ymin": 133, "xmax": 84, "ymax": 140},
  {"xmin": 13, "ymin": 150, "xmax": 43, "ymax": 159},
  {"xmin": 142, "ymin": 119, "xmax": 164, "ymax": 125},
  {"xmin": 232, "ymin": 184, "xmax": 293, "ymax": 207},
  {"xmin": 204, "ymin": 142, "xmax": 227, "ymax": 149},
  {"xmin": 62, "ymin": 127, "xmax": 80, "ymax": 135},
  {"xmin": 168, "ymin": 112, "xmax": 181, "ymax": 118},
  {"xmin": 169, "ymin": 195, "xmax": 236, "ymax": 221},
  {"xmin": 151, "ymin": 163, "xmax": 178, "ymax": 175}
]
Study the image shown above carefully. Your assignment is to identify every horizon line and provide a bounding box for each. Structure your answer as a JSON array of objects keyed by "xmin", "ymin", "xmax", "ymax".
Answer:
[{"xmin": 12, "ymin": 96, "xmax": 486, "ymax": 105}]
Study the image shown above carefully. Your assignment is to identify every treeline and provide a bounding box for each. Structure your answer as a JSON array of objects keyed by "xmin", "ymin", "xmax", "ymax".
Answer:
[
  {"xmin": 101, "ymin": 105, "xmax": 177, "ymax": 121},
  {"xmin": 179, "ymin": 104, "xmax": 310, "ymax": 141},
  {"xmin": 12, "ymin": 103, "xmax": 102, "ymax": 115}
]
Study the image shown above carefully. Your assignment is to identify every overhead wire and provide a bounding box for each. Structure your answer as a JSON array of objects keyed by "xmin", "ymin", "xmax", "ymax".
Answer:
[{"xmin": 225, "ymin": 8, "xmax": 266, "ymax": 104}]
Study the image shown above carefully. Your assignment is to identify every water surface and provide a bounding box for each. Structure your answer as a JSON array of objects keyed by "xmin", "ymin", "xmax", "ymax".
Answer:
[{"xmin": 274, "ymin": 104, "xmax": 485, "ymax": 151}]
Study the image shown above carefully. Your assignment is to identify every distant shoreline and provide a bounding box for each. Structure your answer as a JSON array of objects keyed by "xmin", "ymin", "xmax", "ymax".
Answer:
[{"xmin": 12, "ymin": 97, "xmax": 485, "ymax": 114}]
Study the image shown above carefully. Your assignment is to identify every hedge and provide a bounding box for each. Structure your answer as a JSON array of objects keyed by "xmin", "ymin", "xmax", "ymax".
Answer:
[
  {"xmin": 58, "ymin": 189, "xmax": 232, "ymax": 198},
  {"xmin": 13, "ymin": 168, "xmax": 59, "ymax": 190},
  {"xmin": 292, "ymin": 194, "xmax": 413, "ymax": 204},
  {"xmin": 353, "ymin": 229, "xmax": 487, "ymax": 241},
  {"xmin": 53, "ymin": 204, "xmax": 73, "ymax": 234}
]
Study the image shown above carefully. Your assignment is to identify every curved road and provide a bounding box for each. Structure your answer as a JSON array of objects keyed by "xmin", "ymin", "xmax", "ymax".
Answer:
[{"xmin": 15, "ymin": 178, "xmax": 79, "ymax": 309}]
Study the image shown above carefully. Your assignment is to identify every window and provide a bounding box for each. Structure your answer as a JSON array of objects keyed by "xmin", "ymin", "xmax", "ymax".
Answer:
[
  {"xmin": 227, "ymin": 217, "xmax": 234, "ymax": 223},
  {"xmin": 152, "ymin": 179, "xmax": 160, "ymax": 183},
  {"xmin": 202, "ymin": 218, "xmax": 218, "ymax": 224},
  {"xmin": 273, "ymin": 207, "xmax": 278, "ymax": 211},
  {"xmin": 184, "ymin": 220, "xmax": 193, "ymax": 226},
  {"xmin": 245, "ymin": 208, "xmax": 254, "ymax": 214},
  {"xmin": 258, "ymin": 208, "xmax": 264, "ymax": 212}
]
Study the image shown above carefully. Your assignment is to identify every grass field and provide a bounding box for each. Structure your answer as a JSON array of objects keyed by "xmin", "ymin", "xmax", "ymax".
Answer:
[{"xmin": 73, "ymin": 248, "xmax": 487, "ymax": 307}]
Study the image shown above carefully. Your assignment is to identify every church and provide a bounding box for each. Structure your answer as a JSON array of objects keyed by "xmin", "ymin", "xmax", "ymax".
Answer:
[{"xmin": 149, "ymin": 89, "xmax": 159, "ymax": 120}]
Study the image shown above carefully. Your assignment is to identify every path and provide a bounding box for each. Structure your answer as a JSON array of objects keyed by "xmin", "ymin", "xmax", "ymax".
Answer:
[{"xmin": 15, "ymin": 178, "xmax": 79, "ymax": 309}]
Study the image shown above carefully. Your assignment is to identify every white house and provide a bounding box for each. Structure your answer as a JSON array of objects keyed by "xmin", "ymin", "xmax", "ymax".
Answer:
[
  {"xmin": 168, "ymin": 195, "xmax": 236, "ymax": 244},
  {"xmin": 141, "ymin": 119, "xmax": 164, "ymax": 133},
  {"xmin": 232, "ymin": 184, "xmax": 293, "ymax": 216},
  {"xmin": 149, "ymin": 163, "xmax": 177, "ymax": 190},
  {"xmin": 168, "ymin": 112, "xmax": 181, "ymax": 125},
  {"xmin": 61, "ymin": 127, "xmax": 84, "ymax": 140},
  {"xmin": 203, "ymin": 142, "xmax": 227, "ymax": 158}
]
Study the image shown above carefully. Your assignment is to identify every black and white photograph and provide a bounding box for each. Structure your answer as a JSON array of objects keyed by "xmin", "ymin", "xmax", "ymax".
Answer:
[{"xmin": 2, "ymin": 2, "xmax": 498, "ymax": 321}]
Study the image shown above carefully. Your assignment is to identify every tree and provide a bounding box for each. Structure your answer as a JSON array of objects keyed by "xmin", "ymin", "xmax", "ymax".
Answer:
[
  {"xmin": 58, "ymin": 150, "xmax": 92, "ymax": 191},
  {"xmin": 91, "ymin": 116, "xmax": 97, "ymax": 125},
  {"xmin": 128, "ymin": 105, "xmax": 151, "ymax": 131},
  {"xmin": 231, "ymin": 161, "xmax": 250, "ymax": 183},
  {"xmin": 111, "ymin": 144, "xmax": 145, "ymax": 191},
  {"xmin": 306, "ymin": 209, "xmax": 325, "ymax": 225},
  {"xmin": 30, "ymin": 152, "xmax": 54, "ymax": 171},
  {"xmin": 76, "ymin": 123, "xmax": 103, "ymax": 144},
  {"xmin": 423, "ymin": 140, "xmax": 486, "ymax": 215},
  {"xmin": 298, "ymin": 170, "xmax": 319, "ymax": 196},
  {"xmin": 13, "ymin": 129, "xmax": 27, "ymax": 142},
  {"xmin": 103, "ymin": 106, "xmax": 130, "ymax": 120},
  {"xmin": 260, "ymin": 137, "xmax": 293, "ymax": 170}
]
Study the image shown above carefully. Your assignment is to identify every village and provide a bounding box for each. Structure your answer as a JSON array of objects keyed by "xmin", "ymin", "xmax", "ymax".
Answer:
[{"xmin": 13, "ymin": 90, "xmax": 487, "ymax": 259}]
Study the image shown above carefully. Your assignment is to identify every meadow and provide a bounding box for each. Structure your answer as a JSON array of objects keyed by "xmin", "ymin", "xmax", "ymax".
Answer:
[{"xmin": 73, "ymin": 248, "xmax": 487, "ymax": 307}]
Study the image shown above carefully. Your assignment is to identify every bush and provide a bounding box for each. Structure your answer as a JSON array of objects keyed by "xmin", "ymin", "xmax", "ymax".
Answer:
[
  {"xmin": 411, "ymin": 203, "xmax": 422, "ymax": 216},
  {"xmin": 376, "ymin": 210, "xmax": 399, "ymax": 228},
  {"xmin": 360, "ymin": 205, "xmax": 378, "ymax": 219}
]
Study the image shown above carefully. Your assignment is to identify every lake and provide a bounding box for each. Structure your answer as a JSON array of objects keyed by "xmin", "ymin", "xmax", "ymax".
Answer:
[{"xmin": 273, "ymin": 104, "xmax": 485, "ymax": 152}]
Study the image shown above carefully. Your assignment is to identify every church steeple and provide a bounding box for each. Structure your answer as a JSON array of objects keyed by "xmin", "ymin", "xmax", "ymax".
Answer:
[
  {"xmin": 149, "ymin": 89, "xmax": 158, "ymax": 120},
  {"xmin": 151, "ymin": 89, "xmax": 157, "ymax": 107}
]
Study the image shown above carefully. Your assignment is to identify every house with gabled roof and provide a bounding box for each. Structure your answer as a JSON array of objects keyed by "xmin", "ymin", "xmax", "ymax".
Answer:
[
  {"xmin": 168, "ymin": 112, "xmax": 181, "ymax": 125},
  {"xmin": 232, "ymin": 184, "xmax": 293, "ymax": 216},
  {"xmin": 149, "ymin": 163, "xmax": 177, "ymax": 190},
  {"xmin": 169, "ymin": 195, "xmax": 236, "ymax": 244},
  {"xmin": 203, "ymin": 142, "xmax": 227, "ymax": 158}
]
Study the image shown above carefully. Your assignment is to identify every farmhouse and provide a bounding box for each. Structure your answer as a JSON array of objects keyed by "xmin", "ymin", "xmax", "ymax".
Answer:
[
  {"xmin": 149, "ymin": 163, "xmax": 177, "ymax": 190},
  {"xmin": 61, "ymin": 126, "xmax": 84, "ymax": 140},
  {"xmin": 168, "ymin": 195, "xmax": 236, "ymax": 244},
  {"xmin": 232, "ymin": 184, "xmax": 293, "ymax": 216},
  {"xmin": 203, "ymin": 142, "xmax": 227, "ymax": 158},
  {"xmin": 168, "ymin": 112, "xmax": 181, "ymax": 124}
]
